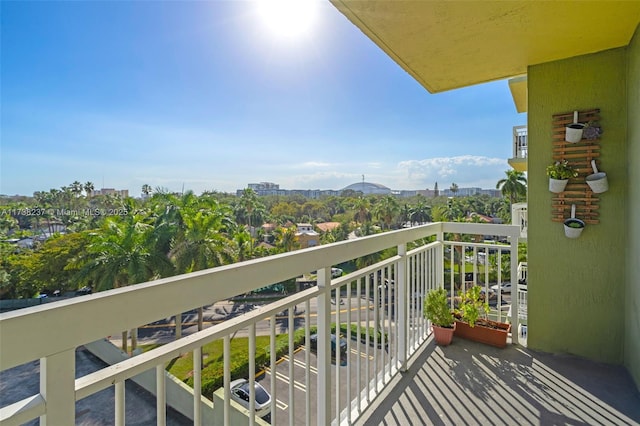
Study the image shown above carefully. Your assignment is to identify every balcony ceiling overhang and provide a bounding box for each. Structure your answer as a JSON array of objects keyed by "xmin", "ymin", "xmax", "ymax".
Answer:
[
  {"xmin": 508, "ymin": 76, "xmax": 527, "ymax": 113},
  {"xmin": 330, "ymin": 1, "xmax": 640, "ymax": 93}
]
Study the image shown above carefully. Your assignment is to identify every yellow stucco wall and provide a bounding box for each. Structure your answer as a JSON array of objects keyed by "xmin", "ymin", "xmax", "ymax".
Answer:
[
  {"xmin": 625, "ymin": 24, "xmax": 640, "ymax": 388},
  {"xmin": 528, "ymin": 48, "xmax": 627, "ymax": 364}
]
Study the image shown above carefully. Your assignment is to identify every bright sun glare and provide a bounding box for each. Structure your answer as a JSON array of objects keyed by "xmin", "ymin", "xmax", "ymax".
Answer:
[{"xmin": 258, "ymin": 0, "xmax": 319, "ymax": 40}]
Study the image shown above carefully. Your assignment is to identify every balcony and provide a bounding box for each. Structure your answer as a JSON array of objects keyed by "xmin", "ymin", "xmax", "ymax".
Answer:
[
  {"xmin": 508, "ymin": 125, "xmax": 528, "ymax": 172},
  {"xmin": 1, "ymin": 222, "xmax": 638, "ymax": 425},
  {"xmin": 358, "ymin": 339, "xmax": 640, "ymax": 425},
  {"xmin": 511, "ymin": 202, "xmax": 528, "ymax": 240}
]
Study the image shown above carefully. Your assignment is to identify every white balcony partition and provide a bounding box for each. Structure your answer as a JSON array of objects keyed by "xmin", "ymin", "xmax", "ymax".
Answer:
[
  {"xmin": 0, "ymin": 222, "xmax": 519, "ymax": 426},
  {"xmin": 513, "ymin": 125, "xmax": 528, "ymax": 159},
  {"xmin": 512, "ymin": 202, "xmax": 528, "ymax": 239}
]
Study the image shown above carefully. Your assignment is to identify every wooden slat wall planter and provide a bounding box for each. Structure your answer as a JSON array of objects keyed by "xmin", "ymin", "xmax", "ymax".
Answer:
[{"xmin": 551, "ymin": 108, "xmax": 601, "ymax": 224}]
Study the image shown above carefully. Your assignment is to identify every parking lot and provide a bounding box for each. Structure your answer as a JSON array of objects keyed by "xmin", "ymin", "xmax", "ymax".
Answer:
[{"xmin": 259, "ymin": 337, "xmax": 385, "ymax": 425}]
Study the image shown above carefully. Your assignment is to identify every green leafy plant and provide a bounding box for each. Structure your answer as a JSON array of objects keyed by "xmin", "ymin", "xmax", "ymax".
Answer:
[
  {"xmin": 456, "ymin": 285, "xmax": 489, "ymax": 328},
  {"xmin": 424, "ymin": 288, "xmax": 454, "ymax": 328},
  {"xmin": 546, "ymin": 160, "xmax": 578, "ymax": 180}
]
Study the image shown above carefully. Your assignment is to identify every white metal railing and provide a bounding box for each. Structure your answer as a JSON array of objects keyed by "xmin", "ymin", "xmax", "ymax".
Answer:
[
  {"xmin": 513, "ymin": 125, "xmax": 528, "ymax": 159},
  {"xmin": 0, "ymin": 222, "xmax": 520, "ymax": 426},
  {"xmin": 511, "ymin": 202, "xmax": 528, "ymax": 239},
  {"xmin": 517, "ymin": 261, "xmax": 528, "ymax": 342}
]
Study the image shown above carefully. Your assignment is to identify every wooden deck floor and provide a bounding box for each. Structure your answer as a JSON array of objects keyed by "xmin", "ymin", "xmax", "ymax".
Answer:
[{"xmin": 358, "ymin": 338, "xmax": 640, "ymax": 426}]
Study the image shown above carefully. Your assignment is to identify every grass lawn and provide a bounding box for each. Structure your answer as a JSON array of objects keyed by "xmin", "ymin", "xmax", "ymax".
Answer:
[
  {"xmin": 141, "ymin": 330, "xmax": 306, "ymax": 398},
  {"xmin": 139, "ymin": 323, "xmax": 384, "ymax": 399}
]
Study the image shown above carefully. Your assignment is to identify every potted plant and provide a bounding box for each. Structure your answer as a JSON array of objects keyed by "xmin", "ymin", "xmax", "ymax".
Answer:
[
  {"xmin": 546, "ymin": 160, "xmax": 578, "ymax": 193},
  {"xmin": 453, "ymin": 285, "xmax": 511, "ymax": 348},
  {"xmin": 583, "ymin": 120, "xmax": 603, "ymax": 140},
  {"xmin": 424, "ymin": 288, "xmax": 455, "ymax": 346},
  {"xmin": 563, "ymin": 204, "xmax": 585, "ymax": 238}
]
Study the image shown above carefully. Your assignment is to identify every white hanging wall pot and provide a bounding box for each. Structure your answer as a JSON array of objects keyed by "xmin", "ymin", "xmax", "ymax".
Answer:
[
  {"xmin": 565, "ymin": 111, "xmax": 585, "ymax": 143},
  {"xmin": 564, "ymin": 204, "xmax": 585, "ymax": 238},
  {"xmin": 586, "ymin": 160, "xmax": 609, "ymax": 193},
  {"xmin": 549, "ymin": 178, "xmax": 568, "ymax": 193}
]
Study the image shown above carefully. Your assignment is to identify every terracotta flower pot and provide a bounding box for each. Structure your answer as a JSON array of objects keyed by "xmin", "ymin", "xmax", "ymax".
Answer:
[
  {"xmin": 431, "ymin": 323, "xmax": 456, "ymax": 346},
  {"xmin": 453, "ymin": 320, "xmax": 511, "ymax": 348}
]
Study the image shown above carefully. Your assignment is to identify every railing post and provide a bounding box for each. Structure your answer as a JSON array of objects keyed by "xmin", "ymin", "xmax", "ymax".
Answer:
[
  {"xmin": 193, "ymin": 347, "xmax": 202, "ymax": 426},
  {"xmin": 510, "ymin": 233, "xmax": 519, "ymax": 345},
  {"xmin": 175, "ymin": 312, "xmax": 182, "ymax": 339},
  {"xmin": 437, "ymin": 226, "xmax": 444, "ymax": 289},
  {"xmin": 115, "ymin": 380, "xmax": 125, "ymax": 426},
  {"xmin": 40, "ymin": 349, "xmax": 75, "ymax": 426},
  {"xmin": 397, "ymin": 243, "xmax": 408, "ymax": 372},
  {"xmin": 156, "ymin": 364, "xmax": 166, "ymax": 425},
  {"xmin": 317, "ymin": 267, "xmax": 332, "ymax": 425}
]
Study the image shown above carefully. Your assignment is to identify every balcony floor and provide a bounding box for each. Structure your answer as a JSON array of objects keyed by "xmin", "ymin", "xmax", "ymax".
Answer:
[{"xmin": 359, "ymin": 338, "xmax": 640, "ymax": 426}]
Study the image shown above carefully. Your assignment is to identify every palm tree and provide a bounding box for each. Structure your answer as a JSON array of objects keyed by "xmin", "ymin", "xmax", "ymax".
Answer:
[
  {"xmin": 236, "ymin": 189, "xmax": 266, "ymax": 250},
  {"xmin": 237, "ymin": 188, "xmax": 259, "ymax": 228},
  {"xmin": 141, "ymin": 184, "xmax": 152, "ymax": 198},
  {"xmin": 496, "ymin": 170, "xmax": 528, "ymax": 207},
  {"xmin": 409, "ymin": 196, "xmax": 431, "ymax": 225},
  {"xmin": 80, "ymin": 217, "xmax": 172, "ymax": 289},
  {"xmin": 399, "ymin": 203, "xmax": 411, "ymax": 226},
  {"xmin": 450, "ymin": 183, "xmax": 459, "ymax": 196},
  {"xmin": 78, "ymin": 214, "xmax": 171, "ymax": 351},
  {"xmin": 84, "ymin": 182, "xmax": 94, "ymax": 198},
  {"xmin": 273, "ymin": 225, "xmax": 299, "ymax": 253},
  {"xmin": 229, "ymin": 224, "xmax": 253, "ymax": 262},
  {"xmin": 170, "ymin": 207, "xmax": 234, "ymax": 273},
  {"xmin": 430, "ymin": 205, "xmax": 448, "ymax": 222},
  {"xmin": 70, "ymin": 181, "xmax": 83, "ymax": 198},
  {"xmin": 59, "ymin": 186, "xmax": 73, "ymax": 210},
  {"xmin": 352, "ymin": 197, "xmax": 371, "ymax": 225},
  {"xmin": 373, "ymin": 196, "xmax": 400, "ymax": 230},
  {"xmin": 168, "ymin": 196, "xmax": 235, "ymax": 332}
]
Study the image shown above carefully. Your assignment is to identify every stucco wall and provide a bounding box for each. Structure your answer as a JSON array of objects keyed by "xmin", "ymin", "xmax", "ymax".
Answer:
[
  {"xmin": 625, "ymin": 24, "xmax": 640, "ymax": 388},
  {"xmin": 528, "ymin": 48, "xmax": 627, "ymax": 363},
  {"xmin": 85, "ymin": 338, "xmax": 216, "ymax": 423}
]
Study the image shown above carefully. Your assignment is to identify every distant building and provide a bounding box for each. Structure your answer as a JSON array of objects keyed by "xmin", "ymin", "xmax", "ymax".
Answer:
[
  {"xmin": 92, "ymin": 188, "xmax": 129, "ymax": 198},
  {"xmin": 341, "ymin": 182, "xmax": 391, "ymax": 195},
  {"xmin": 248, "ymin": 182, "xmax": 279, "ymax": 191},
  {"xmin": 392, "ymin": 190, "xmax": 418, "ymax": 197},
  {"xmin": 315, "ymin": 222, "xmax": 341, "ymax": 232},
  {"xmin": 295, "ymin": 223, "xmax": 319, "ymax": 249},
  {"xmin": 237, "ymin": 182, "xmax": 500, "ymax": 198},
  {"xmin": 439, "ymin": 187, "xmax": 501, "ymax": 197},
  {"xmin": 237, "ymin": 183, "xmax": 340, "ymax": 198},
  {"xmin": 417, "ymin": 189, "xmax": 438, "ymax": 197}
]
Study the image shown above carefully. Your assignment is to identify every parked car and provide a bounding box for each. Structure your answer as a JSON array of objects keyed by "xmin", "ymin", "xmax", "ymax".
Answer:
[
  {"xmin": 490, "ymin": 282, "xmax": 512, "ymax": 294},
  {"xmin": 228, "ymin": 379, "xmax": 271, "ymax": 418},
  {"xmin": 76, "ymin": 286, "xmax": 92, "ymax": 296},
  {"xmin": 308, "ymin": 333, "xmax": 348, "ymax": 358},
  {"xmin": 479, "ymin": 287, "xmax": 497, "ymax": 301}
]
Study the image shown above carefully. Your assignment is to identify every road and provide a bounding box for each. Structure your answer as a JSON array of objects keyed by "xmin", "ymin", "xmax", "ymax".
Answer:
[
  {"xmin": 129, "ymin": 293, "xmax": 390, "ymax": 345},
  {"xmin": 259, "ymin": 336, "xmax": 385, "ymax": 425}
]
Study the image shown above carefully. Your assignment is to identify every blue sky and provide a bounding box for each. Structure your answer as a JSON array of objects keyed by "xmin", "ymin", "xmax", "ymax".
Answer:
[{"xmin": 1, "ymin": 0, "xmax": 525, "ymax": 197}]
